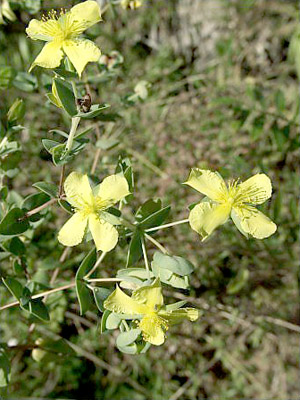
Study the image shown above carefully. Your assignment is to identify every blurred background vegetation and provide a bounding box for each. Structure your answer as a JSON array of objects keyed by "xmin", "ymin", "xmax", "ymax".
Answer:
[{"xmin": 0, "ymin": 0, "xmax": 299, "ymax": 398}]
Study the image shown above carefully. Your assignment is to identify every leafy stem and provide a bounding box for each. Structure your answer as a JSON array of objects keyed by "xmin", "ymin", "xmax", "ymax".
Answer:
[
  {"xmin": 66, "ymin": 116, "xmax": 81, "ymax": 152},
  {"xmin": 0, "ymin": 277, "xmax": 123, "ymax": 312}
]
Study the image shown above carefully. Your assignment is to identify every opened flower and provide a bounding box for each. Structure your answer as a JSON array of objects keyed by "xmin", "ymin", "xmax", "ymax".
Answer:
[
  {"xmin": 26, "ymin": 1, "xmax": 102, "ymax": 76},
  {"xmin": 185, "ymin": 169, "xmax": 277, "ymax": 240},
  {"xmin": 58, "ymin": 172, "xmax": 129, "ymax": 252},
  {"xmin": 104, "ymin": 278, "xmax": 199, "ymax": 345}
]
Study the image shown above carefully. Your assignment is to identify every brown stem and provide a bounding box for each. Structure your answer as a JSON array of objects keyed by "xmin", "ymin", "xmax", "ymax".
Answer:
[
  {"xmin": 24, "ymin": 198, "xmax": 57, "ymax": 218},
  {"xmin": 0, "ymin": 282, "xmax": 76, "ymax": 311}
]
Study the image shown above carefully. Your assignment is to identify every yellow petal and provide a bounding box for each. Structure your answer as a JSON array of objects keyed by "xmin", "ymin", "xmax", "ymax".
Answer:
[
  {"xmin": 189, "ymin": 201, "xmax": 231, "ymax": 240},
  {"xmin": 58, "ymin": 212, "xmax": 87, "ymax": 247},
  {"xmin": 62, "ymin": 39, "xmax": 101, "ymax": 77},
  {"xmin": 68, "ymin": 0, "xmax": 102, "ymax": 34},
  {"xmin": 160, "ymin": 308, "xmax": 199, "ymax": 326},
  {"xmin": 132, "ymin": 278, "xmax": 163, "ymax": 310},
  {"xmin": 231, "ymin": 206, "xmax": 277, "ymax": 239},
  {"xmin": 97, "ymin": 174, "xmax": 130, "ymax": 204},
  {"xmin": 104, "ymin": 285, "xmax": 147, "ymax": 315},
  {"xmin": 29, "ymin": 41, "xmax": 64, "ymax": 72},
  {"xmin": 26, "ymin": 19, "xmax": 61, "ymax": 41},
  {"xmin": 184, "ymin": 169, "xmax": 227, "ymax": 202},
  {"xmin": 64, "ymin": 172, "xmax": 93, "ymax": 209},
  {"xmin": 88, "ymin": 214, "xmax": 118, "ymax": 252},
  {"xmin": 139, "ymin": 314, "xmax": 166, "ymax": 346},
  {"xmin": 237, "ymin": 174, "xmax": 272, "ymax": 205}
]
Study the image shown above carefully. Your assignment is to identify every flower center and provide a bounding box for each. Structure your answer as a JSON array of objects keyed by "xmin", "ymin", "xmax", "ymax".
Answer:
[{"xmin": 74, "ymin": 195, "xmax": 110, "ymax": 218}]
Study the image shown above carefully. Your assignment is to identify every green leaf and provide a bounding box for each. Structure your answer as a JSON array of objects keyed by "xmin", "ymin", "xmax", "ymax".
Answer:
[
  {"xmin": 2, "ymin": 277, "xmax": 23, "ymax": 300},
  {"xmin": 75, "ymin": 248, "xmax": 97, "ymax": 315},
  {"xmin": 29, "ymin": 299, "xmax": 50, "ymax": 321},
  {"xmin": 58, "ymin": 199, "xmax": 73, "ymax": 214},
  {"xmin": 22, "ymin": 192, "xmax": 50, "ymax": 211},
  {"xmin": 22, "ymin": 192, "xmax": 51, "ymax": 222},
  {"xmin": 13, "ymin": 72, "xmax": 37, "ymax": 92},
  {"xmin": 116, "ymin": 328, "xmax": 141, "ymax": 346},
  {"xmin": 165, "ymin": 300, "xmax": 188, "ymax": 311},
  {"xmin": 74, "ymin": 104, "xmax": 110, "ymax": 119},
  {"xmin": 8, "ymin": 237, "xmax": 26, "ymax": 256},
  {"xmin": 152, "ymin": 252, "xmax": 194, "ymax": 276},
  {"xmin": 151, "ymin": 262, "xmax": 189, "ymax": 289},
  {"xmin": 51, "ymin": 144, "xmax": 69, "ymax": 166},
  {"xmin": 32, "ymin": 182, "xmax": 58, "ymax": 198},
  {"xmin": 96, "ymin": 138, "xmax": 119, "ymax": 150},
  {"xmin": 227, "ymin": 269, "xmax": 249, "ymax": 294},
  {"xmin": 115, "ymin": 157, "xmax": 134, "ymax": 192},
  {"xmin": 42, "ymin": 139, "xmax": 61, "ymax": 154},
  {"xmin": 0, "ymin": 208, "xmax": 29, "ymax": 235},
  {"xmin": 53, "ymin": 67, "xmax": 77, "ymax": 79},
  {"xmin": 49, "ymin": 129, "xmax": 68, "ymax": 139},
  {"xmin": 126, "ymin": 230, "xmax": 143, "ymax": 267},
  {"xmin": 93, "ymin": 287, "xmax": 112, "ymax": 312},
  {"xmin": 101, "ymin": 210, "xmax": 121, "ymax": 225},
  {"xmin": 0, "ymin": 348, "xmax": 10, "ymax": 387},
  {"xmin": 100, "ymin": 310, "xmax": 111, "ymax": 333},
  {"xmin": 117, "ymin": 268, "xmax": 153, "ymax": 280},
  {"xmin": 106, "ymin": 313, "xmax": 121, "ymax": 329},
  {"xmin": 135, "ymin": 199, "xmax": 171, "ymax": 230},
  {"xmin": 135, "ymin": 199, "xmax": 162, "ymax": 222},
  {"xmin": 116, "ymin": 329, "xmax": 141, "ymax": 354},
  {"xmin": 53, "ymin": 78, "xmax": 77, "ymax": 116}
]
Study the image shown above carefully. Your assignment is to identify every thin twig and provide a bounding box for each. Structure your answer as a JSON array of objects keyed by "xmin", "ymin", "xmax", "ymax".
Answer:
[
  {"xmin": 144, "ymin": 232, "xmax": 169, "ymax": 254},
  {"xmin": 141, "ymin": 236, "xmax": 150, "ymax": 278},
  {"xmin": 0, "ymin": 282, "xmax": 75, "ymax": 311},
  {"xmin": 145, "ymin": 218, "xmax": 189, "ymax": 232},
  {"xmin": 25, "ymin": 198, "xmax": 57, "ymax": 218},
  {"xmin": 84, "ymin": 251, "xmax": 107, "ymax": 279}
]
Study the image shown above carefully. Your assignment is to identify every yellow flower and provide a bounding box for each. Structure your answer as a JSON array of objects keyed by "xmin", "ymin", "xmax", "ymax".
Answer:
[
  {"xmin": 121, "ymin": 0, "xmax": 142, "ymax": 10},
  {"xmin": 58, "ymin": 172, "xmax": 130, "ymax": 252},
  {"xmin": 26, "ymin": 1, "xmax": 102, "ymax": 77},
  {"xmin": 104, "ymin": 278, "xmax": 199, "ymax": 346},
  {"xmin": 184, "ymin": 169, "xmax": 277, "ymax": 240}
]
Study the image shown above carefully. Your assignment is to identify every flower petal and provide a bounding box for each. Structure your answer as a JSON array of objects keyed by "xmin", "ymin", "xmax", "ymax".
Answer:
[
  {"xmin": 160, "ymin": 308, "xmax": 199, "ymax": 326},
  {"xmin": 132, "ymin": 278, "xmax": 163, "ymax": 309},
  {"xmin": 64, "ymin": 172, "xmax": 93, "ymax": 209},
  {"xmin": 189, "ymin": 200, "xmax": 231, "ymax": 240},
  {"xmin": 237, "ymin": 174, "xmax": 272, "ymax": 205},
  {"xmin": 58, "ymin": 212, "xmax": 87, "ymax": 247},
  {"xmin": 68, "ymin": 0, "xmax": 102, "ymax": 33},
  {"xmin": 88, "ymin": 215, "xmax": 118, "ymax": 252},
  {"xmin": 231, "ymin": 206, "xmax": 277, "ymax": 239},
  {"xmin": 104, "ymin": 285, "xmax": 147, "ymax": 315},
  {"xmin": 29, "ymin": 41, "xmax": 64, "ymax": 72},
  {"xmin": 97, "ymin": 174, "xmax": 130, "ymax": 204},
  {"xmin": 184, "ymin": 169, "xmax": 227, "ymax": 202},
  {"xmin": 62, "ymin": 39, "xmax": 101, "ymax": 77},
  {"xmin": 139, "ymin": 314, "xmax": 166, "ymax": 346},
  {"xmin": 26, "ymin": 19, "xmax": 61, "ymax": 41}
]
